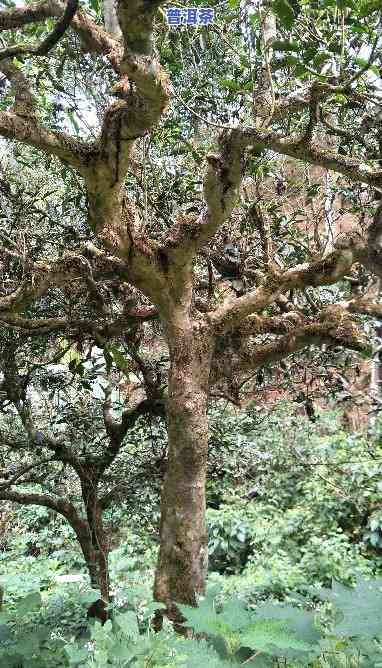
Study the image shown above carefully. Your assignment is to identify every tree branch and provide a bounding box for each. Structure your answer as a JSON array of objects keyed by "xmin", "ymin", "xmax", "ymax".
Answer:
[
  {"xmin": 0, "ymin": 253, "xmax": 100, "ymax": 313},
  {"xmin": 162, "ymin": 129, "xmax": 248, "ymax": 269},
  {"xmin": 0, "ymin": 489, "xmax": 79, "ymax": 521},
  {"xmin": 0, "ymin": 0, "xmax": 78, "ymax": 61},
  {"xmin": 212, "ymin": 307, "xmax": 369, "ymax": 384},
  {"xmin": 0, "ymin": 110, "xmax": 92, "ymax": 169},
  {"xmin": 242, "ymin": 126, "xmax": 382, "ymax": 190},
  {"xmin": 207, "ymin": 239, "xmax": 366, "ymax": 335},
  {"xmin": 100, "ymin": 393, "xmax": 165, "ymax": 473},
  {"xmin": 0, "ymin": 0, "xmax": 122, "ymax": 70},
  {"xmin": 0, "ymin": 457, "xmax": 56, "ymax": 490}
]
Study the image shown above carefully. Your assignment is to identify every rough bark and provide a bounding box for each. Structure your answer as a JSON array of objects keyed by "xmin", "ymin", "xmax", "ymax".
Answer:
[{"xmin": 154, "ymin": 317, "xmax": 213, "ymax": 615}]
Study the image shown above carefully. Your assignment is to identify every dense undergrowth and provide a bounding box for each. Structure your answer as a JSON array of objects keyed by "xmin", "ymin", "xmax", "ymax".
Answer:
[{"xmin": 2, "ymin": 405, "xmax": 382, "ymax": 666}]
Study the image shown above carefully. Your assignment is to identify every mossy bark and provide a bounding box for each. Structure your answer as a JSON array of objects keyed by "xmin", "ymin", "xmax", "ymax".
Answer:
[{"xmin": 154, "ymin": 319, "xmax": 213, "ymax": 616}]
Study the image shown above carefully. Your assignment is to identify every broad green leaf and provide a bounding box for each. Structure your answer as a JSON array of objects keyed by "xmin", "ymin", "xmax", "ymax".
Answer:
[
  {"xmin": 65, "ymin": 644, "xmax": 89, "ymax": 663},
  {"xmin": 255, "ymin": 603, "xmax": 320, "ymax": 645},
  {"xmin": 272, "ymin": 0, "xmax": 296, "ymax": 30},
  {"xmin": 178, "ymin": 598, "xmax": 231, "ymax": 635},
  {"xmin": 16, "ymin": 591, "xmax": 42, "ymax": 615},
  {"xmin": 238, "ymin": 618, "xmax": 313, "ymax": 656},
  {"xmin": 115, "ymin": 610, "xmax": 139, "ymax": 640},
  {"xmin": 320, "ymin": 578, "xmax": 382, "ymax": 638},
  {"xmin": 220, "ymin": 78, "xmax": 242, "ymax": 92},
  {"xmin": 215, "ymin": 597, "xmax": 253, "ymax": 632},
  {"xmin": 169, "ymin": 637, "xmax": 234, "ymax": 668},
  {"xmin": 0, "ymin": 624, "xmax": 13, "ymax": 641}
]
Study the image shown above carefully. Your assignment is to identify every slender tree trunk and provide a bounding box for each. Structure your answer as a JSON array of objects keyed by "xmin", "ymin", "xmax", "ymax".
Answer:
[
  {"xmin": 87, "ymin": 541, "xmax": 110, "ymax": 602},
  {"xmin": 154, "ymin": 319, "xmax": 213, "ymax": 615},
  {"xmin": 85, "ymin": 491, "xmax": 110, "ymax": 603},
  {"xmin": 73, "ymin": 488, "xmax": 110, "ymax": 604},
  {"xmin": 70, "ymin": 510, "xmax": 110, "ymax": 623}
]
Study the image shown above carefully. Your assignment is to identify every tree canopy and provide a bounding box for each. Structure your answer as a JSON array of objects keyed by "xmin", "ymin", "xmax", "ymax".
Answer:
[{"xmin": 0, "ymin": 0, "xmax": 381, "ymax": 614}]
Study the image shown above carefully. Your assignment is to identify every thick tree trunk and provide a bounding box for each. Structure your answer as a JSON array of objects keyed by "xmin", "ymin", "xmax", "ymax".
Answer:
[
  {"xmin": 154, "ymin": 320, "xmax": 213, "ymax": 615},
  {"xmin": 369, "ymin": 282, "xmax": 382, "ymax": 426}
]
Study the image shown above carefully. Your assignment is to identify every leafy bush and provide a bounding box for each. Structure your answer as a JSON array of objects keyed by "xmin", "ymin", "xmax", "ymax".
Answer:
[
  {"xmin": 205, "ymin": 405, "xmax": 382, "ymax": 596},
  {"xmin": 208, "ymin": 507, "xmax": 251, "ymax": 574}
]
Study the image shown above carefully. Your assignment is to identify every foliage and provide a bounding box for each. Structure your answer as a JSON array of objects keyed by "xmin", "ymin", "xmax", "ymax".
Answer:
[
  {"xmin": 1, "ymin": 0, "xmax": 382, "ymax": 662},
  {"xmin": 208, "ymin": 506, "xmax": 251, "ymax": 574},
  {"xmin": 0, "ymin": 533, "xmax": 158, "ymax": 667},
  {"xmin": 3, "ymin": 405, "xmax": 382, "ymax": 665},
  {"xmin": 176, "ymin": 578, "xmax": 382, "ymax": 667},
  {"xmin": 206, "ymin": 405, "xmax": 382, "ymax": 595},
  {"xmin": 22, "ymin": 577, "xmax": 381, "ymax": 668}
]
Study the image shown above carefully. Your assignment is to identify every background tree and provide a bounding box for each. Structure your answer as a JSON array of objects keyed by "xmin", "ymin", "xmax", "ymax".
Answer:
[
  {"xmin": 0, "ymin": 0, "xmax": 381, "ymax": 621},
  {"xmin": 0, "ymin": 327, "xmax": 165, "ymax": 609}
]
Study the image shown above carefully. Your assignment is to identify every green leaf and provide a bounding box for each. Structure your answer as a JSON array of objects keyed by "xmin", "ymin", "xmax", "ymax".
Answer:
[
  {"xmin": 141, "ymin": 601, "xmax": 167, "ymax": 621},
  {"xmin": 313, "ymin": 52, "xmax": 332, "ymax": 69},
  {"xmin": 0, "ymin": 624, "xmax": 13, "ymax": 642},
  {"xmin": 220, "ymin": 78, "xmax": 242, "ymax": 92},
  {"xmin": 16, "ymin": 591, "xmax": 42, "ymax": 615},
  {"xmin": 170, "ymin": 637, "xmax": 234, "ymax": 668},
  {"xmin": 115, "ymin": 610, "xmax": 139, "ymax": 640},
  {"xmin": 249, "ymin": 12, "xmax": 259, "ymax": 27},
  {"xmin": 272, "ymin": 0, "xmax": 296, "ymax": 30},
  {"xmin": 255, "ymin": 603, "xmax": 320, "ymax": 646},
  {"xmin": 273, "ymin": 39, "xmax": 300, "ymax": 52},
  {"xmin": 178, "ymin": 598, "xmax": 231, "ymax": 636},
  {"xmin": 320, "ymin": 578, "xmax": 382, "ymax": 638},
  {"xmin": 358, "ymin": 0, "xmax": 382, "ymax": 15},
  {"xmin": 108, "ymin": 344, "xmax": 129, "ymax": 371},
  {"xmin": 78, "ymin": 589, "xmax": 101, "ymax": 605},
  {"xmin": 216, "ymin": 597, "xmax": 253, "ymax": 632},
  {"xmin": 354, "ymin": 57, "xmax": 380, "ymax": 78},
  {"xmin": 238, "ymin": 618, "xmax": 313, "ymax": 657},
  {"xmin": 65, "ymin": 644, "xmax": 89, "ymax": 664}
]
